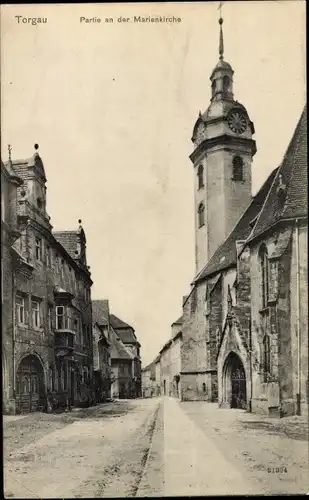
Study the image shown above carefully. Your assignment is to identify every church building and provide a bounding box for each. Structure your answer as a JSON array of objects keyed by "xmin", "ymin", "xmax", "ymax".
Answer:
[{"xmin": 179, "ymin": 16, "xmax": 308, "ymax": 417}]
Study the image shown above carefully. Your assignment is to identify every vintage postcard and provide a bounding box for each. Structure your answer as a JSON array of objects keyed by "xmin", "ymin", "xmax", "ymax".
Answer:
[{"xmin": 1, "ymin": 1, "xmax": 307, "ymax": 497}]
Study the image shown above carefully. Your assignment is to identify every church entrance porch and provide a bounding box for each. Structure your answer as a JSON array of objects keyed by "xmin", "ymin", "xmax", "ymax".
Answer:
[{"xmin": 222, "ymin": 352, "xmax": 247, "ymax": 410}]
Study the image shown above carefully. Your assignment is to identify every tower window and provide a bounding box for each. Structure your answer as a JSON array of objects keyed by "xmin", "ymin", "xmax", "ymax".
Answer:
[
  {"xmin": 197, "ymin": 165, "xmax": 204, "ymax": 189},
  {"xmin": 232, "ymin": 156, "xmax": 244, "ymax": 182},
  {"xmin": 223, "ymin": 75, "xmax": 231, "ymax": 93},
  {"xmin": 259, "ymin": 244, "xmax": 269, "ymax": 309},
  {"xmin": 211, "ymin": 80, "xmax": 216, "ymax": 96},
  {"xmin": 263, "ymin": 335, "xmax": 271, "ymax": 382},
  {"xmin": 198, "ymin": 202, "xmax": 205, "ymax": 228}
]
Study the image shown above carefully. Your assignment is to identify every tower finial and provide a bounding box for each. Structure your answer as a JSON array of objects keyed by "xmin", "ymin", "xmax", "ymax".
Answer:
[
  {"xmin": 8, "ymin": 144, "xmax": 12, "ymax": 162},
  {"xmin": 218, "ymin": 2, "xmax": 224, "ymax": 60}
]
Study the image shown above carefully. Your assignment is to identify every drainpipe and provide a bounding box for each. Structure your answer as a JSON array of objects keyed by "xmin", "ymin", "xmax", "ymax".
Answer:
[
  {"xmin": 248, "ymin": 318, "xmax": 253, "ymax": 412},
  {"xmin": 295, "ymin": 219, "xmax": 301, "ymax": 415},
  {"xmin": 12, "ymin": 269, "xmax": 16, "ymax": 402}
]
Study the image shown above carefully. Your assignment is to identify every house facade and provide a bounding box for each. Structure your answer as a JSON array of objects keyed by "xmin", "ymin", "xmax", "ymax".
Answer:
[
  {"xmin": 110, "ymin": 314, "xmax": 142, "ymax": 398},
  {"xmin": 92, "ymin": 300, "xmax": 111, "ymax": 403},
  {"xmin": 142, "ymin": 361, "xmax": 156, "ymax": 398},
  {"xmin": 2, "ymin": 146, "xmax": 93, "ymax": 414}
]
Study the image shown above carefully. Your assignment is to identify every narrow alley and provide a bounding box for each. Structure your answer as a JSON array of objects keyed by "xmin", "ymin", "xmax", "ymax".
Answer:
[{"xmin": 3, "ymin": 397, "xmax": 308, "ymax": 498}]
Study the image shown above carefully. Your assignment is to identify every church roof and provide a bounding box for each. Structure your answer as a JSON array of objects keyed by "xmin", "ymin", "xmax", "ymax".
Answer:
[
  {"xmin": 247, "ymin": 105, "xmax": 307, "ymax": 243},
  {"xmin": 171, "ymin": 315, "xmax": 183, "ymax": 326},
  {"xmin": 193, "ymin": 167, "xmax": 278, "ymax": 284},
  {"xmin": 92, "ymin": 300, "xmax": 109, "ymax": 327}
]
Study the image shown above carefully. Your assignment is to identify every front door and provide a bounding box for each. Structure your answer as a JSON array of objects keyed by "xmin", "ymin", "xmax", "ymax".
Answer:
[
  {"xmin": 17, "ymin": 355, "xmax": 44, "ymax": 413},
  {"xmin": 231, "ymin": 362, "xmax": 247, "ymax": 409},
  {"xmin": 70, "ymin": 369, "xmax": 75, "ymax": 406}
]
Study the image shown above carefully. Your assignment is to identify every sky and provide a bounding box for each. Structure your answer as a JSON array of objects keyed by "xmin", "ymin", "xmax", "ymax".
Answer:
[{"xmin": 1, "ymin": 1, "xmax": 306, "ymax": 366}]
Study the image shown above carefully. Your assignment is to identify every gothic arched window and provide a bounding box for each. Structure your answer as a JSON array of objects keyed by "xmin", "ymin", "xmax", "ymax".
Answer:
[
  {"xmin": 232, "ymin": 156, "xmax": 244, "ymax": 181},
  {"xmin": 223, "ymin": 75, "xmax": 231, "ymax": 93},
  {"xmin": 259, "ymin": 244, "xmax": 269, "ymax": 308},
  {"xmin": 198, "ymin": 202, "xmax": 205, "ymax": 228},
  {"xmin": 197, "ymin": 164, "xmax": 204, "ymax": 189},
  {"xmin": 263, "ymin": 335, "xmax": 271, "ymax": 382}
]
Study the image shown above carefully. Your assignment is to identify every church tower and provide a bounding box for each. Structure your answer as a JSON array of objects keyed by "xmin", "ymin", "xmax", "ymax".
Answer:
[{"xmin": 191, "ymin": 16, "xmax": 256, "ymax": 274}]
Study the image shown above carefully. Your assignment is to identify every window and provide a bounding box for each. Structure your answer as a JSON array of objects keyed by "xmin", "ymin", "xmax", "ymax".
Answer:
[
  {"xmin": 56, "ymin": 306, "xmax": 65, "ymax": 329},
  {"xmin": 32, "ymin": 300, "xmax": 40, "ymax": 328},
  {"xmin": 198, "ymin": 202, "xmax": 205, "ymax": 228},
  {"xmin": 263, "ymin": 335, "xmax": 271, "ymax": 382},
  {"xmin": 35, "ymin": 237, "xmax": 43, "ymax": 260},
  {"xmin": 37, "ymin": 198, "xmax": 42, "ymax": 210},
  {"xmin": 259, "ymin": 244, "xmax": 269, "ymax": 308},
  {"xmin": 46, "ymin": 246, "xmax": 51, "ymax": 266},
  {"xmin": 223, "ymin": 75, "xmax": 231, "ymax": 93},
  {"xmin": 232, "ymin": 156, "xmax": 244, "ymax": 182},
  {"xmin": 16, "ymin": 295, "xmax": 26, "ymax": 324},
  {"xmin": 67, "ymin": 307, "xmax": 72, "ymax": 330},
  {"xmin": 48, "ymin": 305, "xmax": 53, "ymax": 330},
  {"xmin": 197, "ymin": 164, "xmax": 204, "ymax": 189},
  {"xmin": 55, "ymin": 306, "xmax": 73, "ymax": 330},
  {"xmin": 211, "ymin": 79, "xmax": 216, "ymax": 96}
]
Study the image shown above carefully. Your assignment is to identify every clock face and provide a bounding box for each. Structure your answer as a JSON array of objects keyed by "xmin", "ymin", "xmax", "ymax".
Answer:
[{"xmin": 227, "ymin": 110, "xmax": 247, "ymax": 134}]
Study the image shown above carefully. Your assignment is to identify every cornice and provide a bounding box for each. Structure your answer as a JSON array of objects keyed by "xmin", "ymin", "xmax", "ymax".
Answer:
[{"xmin": 190, "ymin": 134, "xmax": 257, "ymax": 164}]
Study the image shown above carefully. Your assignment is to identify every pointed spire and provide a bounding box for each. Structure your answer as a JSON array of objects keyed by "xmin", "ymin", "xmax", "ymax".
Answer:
[{"xmin": 219, "ymin": 16, "xmax": 224, "ymax": 60}]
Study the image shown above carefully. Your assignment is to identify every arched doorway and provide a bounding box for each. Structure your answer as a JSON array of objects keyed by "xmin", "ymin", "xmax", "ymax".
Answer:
[
  {"xmin": 223, "ymin": 352, "xmax": 247, "ymax": 409},
  {"xmin": 16, "ymin": 355, "xmax": 45, "ymax": 413}
]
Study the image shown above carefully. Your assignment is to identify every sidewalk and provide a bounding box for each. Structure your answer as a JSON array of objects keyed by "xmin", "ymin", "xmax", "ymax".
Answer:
[{"xmin": 162, "ymin": 397, "xmax": 253, "ymax": 496}]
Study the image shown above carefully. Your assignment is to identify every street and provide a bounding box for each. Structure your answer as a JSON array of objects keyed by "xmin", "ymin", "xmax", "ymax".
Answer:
[{"xmin": 3, "ymin": 397, "xmax": 308, "ymax": 498}]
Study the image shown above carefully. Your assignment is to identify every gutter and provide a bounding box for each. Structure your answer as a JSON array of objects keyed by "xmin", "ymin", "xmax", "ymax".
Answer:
[
  {"xmin": 249, "ymin": 318, "xmax": 253, "ymax": 412},
  {"xmin": 295, "ymin": 219, "xmax": 301, "ymax": 415},
  {"xmin": 12, "ymin": 270, "xmax": 16, "ymax": 400}
]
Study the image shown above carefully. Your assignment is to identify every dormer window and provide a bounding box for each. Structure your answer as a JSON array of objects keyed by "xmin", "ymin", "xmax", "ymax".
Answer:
[
  {"xmin": 197, "ymin": 164, "xmax": 204, "ymax": 189},
  {"xmin": 232, "ymin": 156, "xmax": 244, "ymax": 182}
]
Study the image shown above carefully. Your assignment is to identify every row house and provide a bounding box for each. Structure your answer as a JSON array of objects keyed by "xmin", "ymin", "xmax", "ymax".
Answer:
[
  {"xmin": 2, "ymin": 146, "xmax": 93, "ymax": 414},
  {"xmin": 141, "ymin": 360, "xmax": 156, "ymax": 398},
  {"xmin": 92, "ymin": 300, "xmax": 111, "ymax": 403},
  {"xmin": 154, "ymin": 355, "xmax": 161, "ymax": 396},
  {"xmin": 110, "ymin": 314, "xmax": 142, "ymax": 398},
  {"xmin": 92, "ymin": 301, "xmax": 142, "ymax": 399}
]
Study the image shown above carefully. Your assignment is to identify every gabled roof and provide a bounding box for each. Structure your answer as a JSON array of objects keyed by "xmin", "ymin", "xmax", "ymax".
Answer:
[
  {"xmin": 247, "ymin": 105, "xmax": 307, "ymax": 242},
  {"xmin": 92, "ymin": 300, "xmax": 109, "ymax": 327},
  {"xmin": 109, "ymin": 325, "xmax": 134, "ymax": 361},
  {"xmin": 110, "ymin": 314, "xmax": 139, "ymax": 344},
  {"xmin": 109, "ymin": 314, "xmax": 133, "ymax": 330},
  {"xmin": 193, "ymin": 167, "xmax": 278, "ymax": 283},
  {"xmin": 53, "ymin": 231, "xmax": 79, "ymax": 260}
]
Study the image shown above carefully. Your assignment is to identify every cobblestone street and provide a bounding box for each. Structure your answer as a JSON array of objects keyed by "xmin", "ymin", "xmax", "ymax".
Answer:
[{"xmin": 4, "ymin": 397, "xmax": 308, "ymax": 497}]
